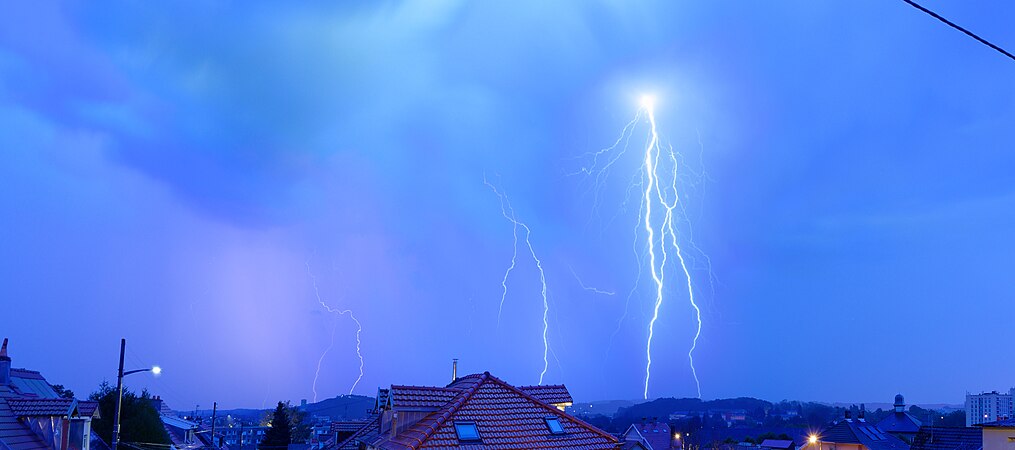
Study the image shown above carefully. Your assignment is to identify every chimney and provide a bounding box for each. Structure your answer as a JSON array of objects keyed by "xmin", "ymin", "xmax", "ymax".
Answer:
[
  {"xmin": 151, "ymin": 395, "xmax": 163, "ymax": 414},
  {"xmin": 452, "ymin": 359, "xmax": 458, "ymax": 382},
  {"xmin": 0, "ymin": 338, "xmax": 10, "ymax": 386},
  {"xmin": 845, "ymin": 410, "xmax": 852, "ymax": 420},
  {"xmin": 859, "ymin": 404, "xmax": 866, "ymax": 420}
]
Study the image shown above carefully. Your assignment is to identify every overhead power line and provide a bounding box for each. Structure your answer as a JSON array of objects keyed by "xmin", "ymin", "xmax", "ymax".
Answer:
[{"xmin": 900, "ymin": 0, "xmax": 1015, "ymax": 61}]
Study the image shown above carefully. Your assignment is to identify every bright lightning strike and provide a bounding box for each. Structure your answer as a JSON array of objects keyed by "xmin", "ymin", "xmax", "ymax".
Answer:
[
  {"xmin": 485, "ymin": 177, "xmax": 551, "ymax": 385},
  {"xmin": 306, "ymin": 262, "xmax": 365, "ymax": 399},
  {"xmin": 578, "ymin": 93, "xmax": 707, "ymax": 400}
]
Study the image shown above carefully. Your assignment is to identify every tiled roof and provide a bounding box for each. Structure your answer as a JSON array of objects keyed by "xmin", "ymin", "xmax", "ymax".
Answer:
[
  {"xmin": 760, "ymin": 440, "xmax": 795, "ymax": 449},
  {"xmin": 77, "ymin": 402, "xmax": 100, "ymax": 418},
  {"xmin": 376, "ymin": 389, "xmax": 390, "ymax": 411},
  {"xmin": 911, "ymin": 426, "xmax": 982, "ymax": 450},
  {"xmin": 0, "ymin": 386, "xmax": 51, "ymax": 450},
  {"xmin": 819, "ymin": 420, "xmax": 909, "ymax": 450},
  {"xmin": 8, "ymin": 370, "xmax": 45, "ymax": 381},
  {"xmin": 388, "ymin": 386, "xmax": 460, "ymax": 410},
  {"xmin": 371, "ymin": 372, "xmax": 618, "ymax": 450},
  {"xmin": 517, "ymin": 385, "xmax": 573, "ymax": 406},
  {"xmin": 877, "ymin": 412, "xmax": 922, "ymax": 434},
  {"xmin": 981, "ymin": 418, "xmax": 1015, "ymax": 427},
  {"xmin": 6, "ymin": 398, "xmax": 75, "ymax": 417},
  {"xmin": 335, "ymin": 414, "xmax": 380, "ymax": 450}
]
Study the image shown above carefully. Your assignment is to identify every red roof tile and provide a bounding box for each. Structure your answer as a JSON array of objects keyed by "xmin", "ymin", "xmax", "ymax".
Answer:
[
  {"xmin": 388, "ymin": 386, "xmax": 461, "ymax": 410},
  {"xmin": 372, "ymin": 372, "xmax": 618, "ymax": 450},
  {"xmin": 6, "ymin": 399, "xmax": 75, "ymax": 417},
  {"xmin": 517, "ymin": 385, "xmax": 573, "ymax": 406}
]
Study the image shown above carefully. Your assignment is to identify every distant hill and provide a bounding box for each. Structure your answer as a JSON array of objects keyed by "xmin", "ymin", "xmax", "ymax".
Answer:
[
  {"xmin": 616, "ymin": 397, "xmax": 772, "ymax": 421},
  {"xmin": 192, "ymin": 395, "xmax": 376, "ymax": 423},
  {"xmin": 303, "ymin": 394, "xmax": 375, "ymax": 420},
  {"xmin": 568, "ymin": 400, "xmax": 639, "ymax": 417}
]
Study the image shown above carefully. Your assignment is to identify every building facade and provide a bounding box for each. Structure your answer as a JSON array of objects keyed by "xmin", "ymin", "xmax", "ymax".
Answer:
[{"xmin": 966, "ymin": 390, "xmax": 1015, "ymax": 427}]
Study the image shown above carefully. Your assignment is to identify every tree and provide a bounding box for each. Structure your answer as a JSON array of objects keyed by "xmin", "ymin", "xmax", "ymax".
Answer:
[
  {"xmin": 89, "ymin": 381, "xmax": 171, "ymax": 447},
  {"xmin": 51, "ymin": 384, "xmax": 75, "ymax": 399},
  {"xmin": 260, "ymin": 402, "xmax": 293, "ymax": 450},
  {"xmin": 259, "ymin": 401, "xmax": 311, "ymax": 444}
]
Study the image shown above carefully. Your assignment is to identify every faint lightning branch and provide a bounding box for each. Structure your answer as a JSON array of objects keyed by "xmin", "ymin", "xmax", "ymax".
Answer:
[
  {"xmin": 312, "ymin": 320, "xmax": 338, "ymax": 403},
  {"xmin": 485, "ymin": 176, "xmax": 551, "ymax": 385},
  {"xmin": 569, "ymin": 265, "xmax": 615, "ymax": 296},
  {"xmin": 661, "ymin": 143, "xmax": 703, "ymax": 399},
  {"xmin": 306, "ymin": 262, "xmax": 364, "ymax": 396}
]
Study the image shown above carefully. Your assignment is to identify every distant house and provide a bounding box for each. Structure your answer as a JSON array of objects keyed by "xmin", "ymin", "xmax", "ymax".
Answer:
[
  {"xmin": 620, "ymin": 420, "xmax": 675, "ymax": 450},
  {"xmin": 760, "ymin": 439, "xmax": 796, "ymax": 450},
  {"xmin": 146, "ymin": 395, "xmax": 221, "ymax": 450},
  {"xmin": 877, "ymin": 396, "xmax": 922, "ymax": 444},
  {"xmin": 980, "ymin": 418, "xmax": 1015, "ymax": 450},
  {"xmin": 332, "ymin": 371, "xmax": 618, "ymax": 449},
  {"xmin": 910, "ymin": 426, "xmax": 982, "ymax": 450},
  {"xmin": 0, "ymin": 339, "xmax": 104, "ymax": 450},
  {"xmin": 807, "ymin": 409, "xmax": 910, "ymax": 450}
]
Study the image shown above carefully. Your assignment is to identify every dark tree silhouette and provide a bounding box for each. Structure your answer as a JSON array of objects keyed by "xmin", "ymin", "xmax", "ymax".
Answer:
[
  {"xmin": 259, "ymin": 402, "xmax": 293, "ymax": 450},
  {"xmin": 89, "ymin": 381, "xmax": 171, "ymax": 447}
]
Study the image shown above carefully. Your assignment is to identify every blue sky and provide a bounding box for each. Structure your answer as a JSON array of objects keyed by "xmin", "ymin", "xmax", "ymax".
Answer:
[{"xmin": 1, "ymin": 0, "xmax": 1014, "ymax": 409}]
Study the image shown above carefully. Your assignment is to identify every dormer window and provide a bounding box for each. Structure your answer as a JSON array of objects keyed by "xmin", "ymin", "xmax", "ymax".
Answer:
[
  {"xmin": 545, "ymin": 417, "xmax": 565, "ymax": 435},
  {"xmin": 454, "ymin": 421, "xmax": 481, "ymax": 442}
]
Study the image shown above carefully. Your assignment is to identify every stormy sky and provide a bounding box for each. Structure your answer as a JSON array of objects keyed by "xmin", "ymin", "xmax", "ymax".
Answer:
[{"xmin": 1, "ymin": 1, "xmax": 1014, "ymax": 409}]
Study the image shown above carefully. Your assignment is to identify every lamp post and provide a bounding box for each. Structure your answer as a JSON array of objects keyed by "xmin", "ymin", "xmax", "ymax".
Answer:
[{"xmin": 111, "ymin": 338, "xmax": 162, "ymax": 450}]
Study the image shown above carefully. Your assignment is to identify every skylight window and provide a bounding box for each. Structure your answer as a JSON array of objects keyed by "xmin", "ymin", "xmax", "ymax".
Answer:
[
  {"xmin": 545, "ymin": 417, "xmax": 565, "ymax": 434},
  {"xmin": 454, "ymin": 422, "xmax": 481, "ymax": 442}
]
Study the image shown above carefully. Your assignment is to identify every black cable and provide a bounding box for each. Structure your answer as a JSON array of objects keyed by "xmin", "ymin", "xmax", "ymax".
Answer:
[{"xmin": 900, "ymin": 0, "xmax": 1015, "ymax": 61}]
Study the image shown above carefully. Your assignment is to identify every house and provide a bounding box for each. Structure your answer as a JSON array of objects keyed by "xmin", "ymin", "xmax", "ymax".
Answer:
[
  {"xmin": 910, "ymin": 426, "xmax": 982, "ymax": 450},
  {"xmin": 620, "ymin": 419, "xmax": 675, "ymax": 450},
  {"xmin": 0, "ymin": 339, "xmax": 104, "ymax": 450},
  {"xmin": 807, "ymin": 408, "xmax": 910, "ymax": 450},
  {"xmin": 877, "ymin": 396, "xmax": 922, "ymax": 444},
  {"xmin": 980, "ymin": 418, "xmax": 1015, "ymax": 450},
  {"xmin": 760, "ymin": 439, "xmax": 797, "ymax": 450},
  {"xmin": 337, "ymin": 371, "xmax": 618, "ymax": 449}
]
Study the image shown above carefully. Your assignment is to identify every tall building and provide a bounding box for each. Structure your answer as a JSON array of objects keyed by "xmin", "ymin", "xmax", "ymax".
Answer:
[{"xmin": 966, "ymin": 389, "xmax": 1015, "ymax": 427}]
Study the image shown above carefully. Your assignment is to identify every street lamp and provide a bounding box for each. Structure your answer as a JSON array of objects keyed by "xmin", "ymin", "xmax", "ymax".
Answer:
[{"xmin": 111, "ymin": 338, "xmax": 162, "ymax": 450}]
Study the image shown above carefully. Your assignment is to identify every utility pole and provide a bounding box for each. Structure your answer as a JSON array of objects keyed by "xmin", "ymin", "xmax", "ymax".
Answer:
[
  {"xmin": 210, "ymin": 402, "xmax": 218, "ymax": 448},
  {"xmin": 112, "ymin": 339, "xmax": 126, "ymax": 450}
]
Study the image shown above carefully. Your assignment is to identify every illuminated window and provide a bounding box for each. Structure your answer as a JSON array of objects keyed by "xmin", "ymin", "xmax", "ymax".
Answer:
[
  {"xmin": 454, "ymin": 422, "xmax": 480, "ymax": 442},
  {"xmin": 545, "ymin": 417, "xmax": 565, "ymax": 434}
]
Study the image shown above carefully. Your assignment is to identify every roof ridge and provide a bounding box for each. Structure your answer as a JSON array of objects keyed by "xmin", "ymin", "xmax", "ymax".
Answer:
[{"xmin": 484, "ymin": 373, "xmax": 618, "ymax": 444}]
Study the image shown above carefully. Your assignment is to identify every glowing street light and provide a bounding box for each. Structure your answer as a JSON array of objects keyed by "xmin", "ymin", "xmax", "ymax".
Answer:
[
  {"xmin": 809, "ymin": 435, "xmax": 819, "ymax": 444},
  {"xmin": 111, "ymin": 339, "xmax": 162, "ymax": 450}
]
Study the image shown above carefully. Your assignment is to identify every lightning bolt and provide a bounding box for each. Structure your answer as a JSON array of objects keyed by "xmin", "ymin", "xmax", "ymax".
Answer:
[
  {"xmin": 642, "ymin": 97, "xmax": 702, "ymax": 399},
  {"xmin": 578, "ymin": 95, "xmax": 706, "ymax": 400},
  {"xmin": 485, "ymin": 177, "xmax": 551, "ymax": 385},
  {"xmin": 306, "ymin": 262, "xmax": 364, "ymax": 398}
]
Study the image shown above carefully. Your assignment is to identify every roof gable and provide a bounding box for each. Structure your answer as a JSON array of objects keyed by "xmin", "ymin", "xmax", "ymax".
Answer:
[{"xmin": 373, "ymin": 372, "xmax": 617, "ymax": 450}]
